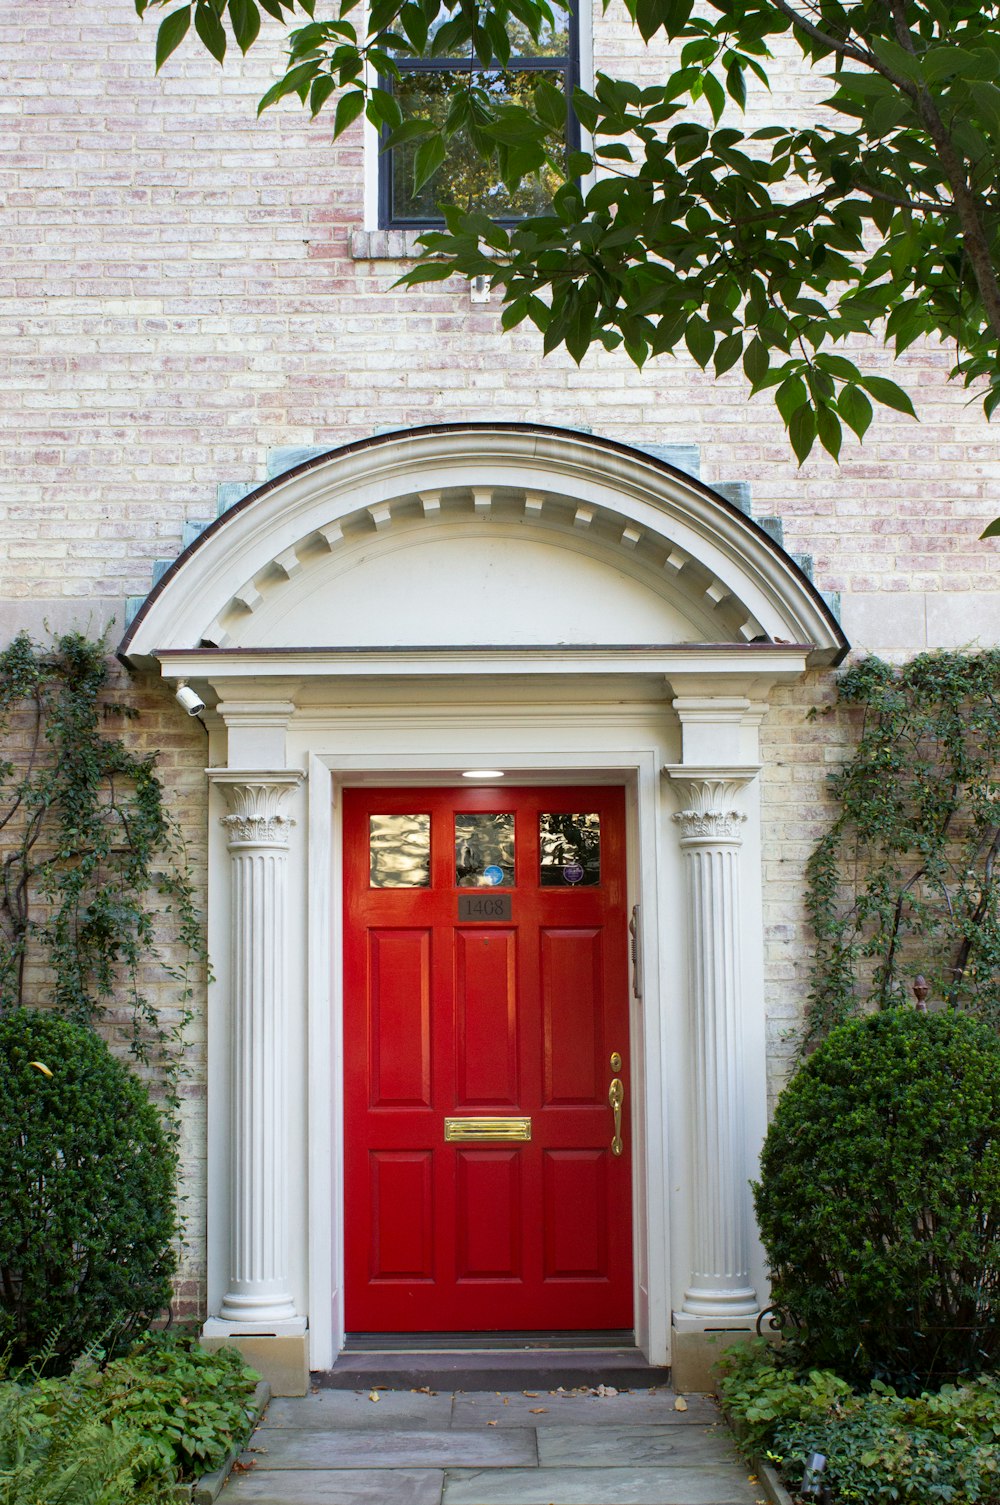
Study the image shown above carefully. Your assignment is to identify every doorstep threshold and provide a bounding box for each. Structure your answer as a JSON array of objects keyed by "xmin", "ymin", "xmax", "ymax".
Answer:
[
  {"xmin": 344, "ymin": 1330, "xmax": 635, "ymax": 1352},
  {"xmin": 317, "ymin": 1343, "xmax": 672, "ymax": 1391}
]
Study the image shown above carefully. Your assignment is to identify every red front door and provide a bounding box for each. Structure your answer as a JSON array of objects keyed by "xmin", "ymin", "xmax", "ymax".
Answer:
[{"xmin": 343, "ymin": 786, "xmax": 633, "ymax": 1333}]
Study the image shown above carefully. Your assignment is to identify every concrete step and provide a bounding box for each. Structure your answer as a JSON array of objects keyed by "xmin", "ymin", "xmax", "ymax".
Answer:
[{"xmin": 316, "ymin": 1348, "xmax": 671, "ymax": 1391}]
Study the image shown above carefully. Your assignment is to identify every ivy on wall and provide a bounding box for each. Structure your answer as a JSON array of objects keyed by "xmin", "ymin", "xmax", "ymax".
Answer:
[
  {"xmin": 0, "ymin": 632, "xmax": 205, "ymax": 1107},
  {"xmin": 805, "ymin": 650, "xmax": 1000, "ymax": 1047}
]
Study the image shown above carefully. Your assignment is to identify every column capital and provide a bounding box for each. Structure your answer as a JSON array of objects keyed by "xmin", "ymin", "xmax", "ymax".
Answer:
[
  {"xmin": 663, "ymin": 765, "xmax": 760, "ymax": 845},
  {"xmin": 209, "ymin": 769, "xmax": 304, "ymax": 850}
]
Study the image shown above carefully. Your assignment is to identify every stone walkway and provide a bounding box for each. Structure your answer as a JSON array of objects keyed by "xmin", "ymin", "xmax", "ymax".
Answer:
[{"xmin": 223, "ymin": 1386, "xmax": 767, "ymax": 1505}]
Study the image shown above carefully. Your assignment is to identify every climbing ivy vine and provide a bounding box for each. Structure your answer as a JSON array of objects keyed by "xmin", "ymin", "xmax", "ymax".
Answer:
[
  {"xmin": 0, "ymin": 631, "xmax": 205, "ymax": 1108},
  {"xmin": 805, "ymin": 649, "xmax": 1000, "ymax": 1047}
]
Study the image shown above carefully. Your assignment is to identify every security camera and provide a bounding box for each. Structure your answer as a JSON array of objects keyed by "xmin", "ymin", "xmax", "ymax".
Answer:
[{"xmin": 175, "ymin": 682, "xmax": 206, "ymax": 717}]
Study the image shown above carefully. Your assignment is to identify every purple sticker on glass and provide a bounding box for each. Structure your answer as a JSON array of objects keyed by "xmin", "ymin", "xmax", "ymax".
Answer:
[{"xmin": 562, "ymin": 862, "xmax": 584, "ymax": 885}]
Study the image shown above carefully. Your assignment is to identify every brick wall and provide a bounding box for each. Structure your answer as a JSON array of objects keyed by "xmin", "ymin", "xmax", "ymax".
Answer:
[{"xmin": 3, "ymin": 0, "xmax": 998, "ymax": 1299}]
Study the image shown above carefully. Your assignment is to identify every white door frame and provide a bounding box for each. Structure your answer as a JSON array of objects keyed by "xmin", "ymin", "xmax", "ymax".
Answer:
[{"xmin": 301, "ymin": 726, "xmax": 674, "ymax": 1371}]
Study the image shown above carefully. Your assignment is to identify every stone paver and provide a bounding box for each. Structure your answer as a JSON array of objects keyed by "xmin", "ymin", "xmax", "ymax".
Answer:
[
  {"xmin": 224, "ymin": 1468, "xmax": 444, "ymax": 1504},
  {"xmin": 536, "ymin": 1423, "xmax": 736, "ymax": 1466},
  {"xmin": 224, "ymin": 1388, "xmax": 766, "ymax": 1505},
  {"xmin": 442, "ymin": 1465, "xmax": 760, "ymax": 1505},
  {"xmin": 253, "ymin": 1426, "xmax": 538, "ymax": 1469}
]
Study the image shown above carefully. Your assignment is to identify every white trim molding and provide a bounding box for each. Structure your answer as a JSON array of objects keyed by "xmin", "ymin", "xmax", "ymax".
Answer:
[{"xmin": 120, "ymin": 424, "xmax": 846, "ymax": 673}]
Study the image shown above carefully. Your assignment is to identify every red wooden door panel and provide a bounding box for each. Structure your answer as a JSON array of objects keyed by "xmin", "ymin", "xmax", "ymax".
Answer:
[{"xmin": 343, "ymin": 786, "xmax": 633, "ymax": 1333}]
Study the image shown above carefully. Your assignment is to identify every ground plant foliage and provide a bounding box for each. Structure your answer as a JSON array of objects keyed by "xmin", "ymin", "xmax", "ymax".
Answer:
[
  {"xmin": 0, "ymin": 1010, "xmax": 179, "ymax": 1371},
  {"xmin": 0, "ymin": 632, "xmax": 204, "ymax": 1101},
  {"xmin": 754, "ymin": 1009, "xmax": 1000, "ymax": 1389},
  {"xmin": 0, "ymin": 1333, "xmax": 260, "ymax": 1505},
  {"xmin": 720, "ymin": 1342, "xmax": 1000, "ymax": 1505},
  {"xmin": 805, "ymin": 649, "xmax": 1000, "ymax": 1045}
]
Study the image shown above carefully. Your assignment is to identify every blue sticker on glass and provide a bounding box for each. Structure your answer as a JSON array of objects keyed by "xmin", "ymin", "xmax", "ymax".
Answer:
[
  {"xmin": 483, "ymin": 864, "xmax": 504, "ymax": 886},
  {"xmin": 562, "ymin": 862, "xmax": 584, "ymax": 885}
]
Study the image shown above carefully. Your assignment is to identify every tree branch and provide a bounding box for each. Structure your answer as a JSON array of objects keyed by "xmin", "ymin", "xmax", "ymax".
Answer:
[{"xmin": 883, "ymin": 0, "xmax": 1000, "ymax": 340}]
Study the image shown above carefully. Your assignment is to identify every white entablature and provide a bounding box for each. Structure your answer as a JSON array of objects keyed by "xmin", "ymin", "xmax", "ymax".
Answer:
[{"xmin": 120, "ymin": 423, "xmax": 846, "ymax": 678}]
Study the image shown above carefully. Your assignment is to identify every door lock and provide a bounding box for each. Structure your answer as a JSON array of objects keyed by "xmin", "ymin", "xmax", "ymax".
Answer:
[{"xmin": 609, "ymin": 1051, "xmax": 624, "ymax": 1157}]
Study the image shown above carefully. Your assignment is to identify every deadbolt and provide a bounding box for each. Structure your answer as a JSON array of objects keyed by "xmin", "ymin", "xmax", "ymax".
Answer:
[{"xmin": 610, "ymin": 1051, "xmax": 622, "ymax": 1072}]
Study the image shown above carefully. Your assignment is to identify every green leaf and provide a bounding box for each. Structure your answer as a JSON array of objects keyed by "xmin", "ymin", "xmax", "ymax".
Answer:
[
  {"xmin": 635, "ymin": 0, "xmax": 664, "ymax": 43},
  {"xmin": 743, "ymin": 336, "xmax": 769, "ymax": 386},
  {"xmin": 702, "ymin": 72, "xmax": 725, "ymax": 124},
  {"xmin": 370, "ymin": 85, "xmax": 402, "ymax": 128},
  {"xmin": 195, "ymin": 1, "xmax": 227, "ymax": 62},
  {"xmin": 980, "ymin": 516, "xmax": 1000, "ymax": 539},
  {"xmin": 413, "ymin": 133, "xmax": 448, "ymax": 193},
  {"xmin": 776, "ymin": 375, "xmax": 808, "ymax": 425},
  {"xmin": 817, "ymin": 403, "xmax": 842, "ymax": 460},
  {"xmin": 333, "ymin": 87, "xmax": 366, "ymax": 135},
  {"xmin": 309, "ymin": 73, "xmax": 336, "ymax": 116},
  {"xmin": 685, "ymin": 314, "xmax": 715, "ymax": 368},
  {"xmin": 726, "ymin": 59, "xmax": 747, "ymax": 110},
  {"xmin": 789, "ymin": 402, "xmax": 817, "ymax": 464},
  {"xmin": 838, "ymin": 384, "xmax": 873, "ymax": 440},
  {"xmin": 400, "ymin": 260, "xmax": 456, "ymax": 286},
  {"xmin": 922, "ymin": 46, "xmax": 969, "ymax": 83},
  {"xmin": 714, "ymin": 332, "xmax": 743, "ymax": 374},
  {"xmin": 869, "ymin": 36, "xmax": 922, "ymax": 84},
  {"xmin": 228, "ymin": 0, "xmax": 260, "ymax": 54},
  {"xmin": 534, "ymin": 79, "xmax": 567, "ymax": 132},
  {"xmin": 860, "ymin": 375, "xmax": 917, "ymax": 418},
  {"xmin": 399, "ymin": 2, "xmax": 428, "ymax": 52},
  {"xmin": 155, "ymin": 6, "xmax": 191, "ymax": 69},
  {"xmin": 257, "ymin": 61, "xmax": 317, "ymax": 113}
]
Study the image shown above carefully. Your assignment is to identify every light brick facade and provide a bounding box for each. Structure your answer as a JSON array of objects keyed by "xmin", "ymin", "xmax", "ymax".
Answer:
[{"xmin": 3, "ymin": 0, "xmax": 997, "ymax": 1341}]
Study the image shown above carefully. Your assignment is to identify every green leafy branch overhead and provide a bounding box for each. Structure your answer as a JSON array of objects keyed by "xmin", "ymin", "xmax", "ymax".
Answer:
[{"xmin": 133, "ymin": 0, "xmax": 1000, "ymax": 465}]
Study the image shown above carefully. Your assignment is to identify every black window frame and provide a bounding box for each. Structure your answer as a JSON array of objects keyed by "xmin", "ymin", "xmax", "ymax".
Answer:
[{"xmin": 378, "ymin": 4, "xmax": 581, "ymax": 230}]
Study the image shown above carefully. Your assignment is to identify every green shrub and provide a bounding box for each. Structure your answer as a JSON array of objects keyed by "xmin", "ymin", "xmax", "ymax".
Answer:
[
  {"xmin": 753, "ymin": 1009, "xmax": 1000, "ymax": 1388},
  {"xmin": 0, "ymin": 1335, "xmax": 259, "ymax": 1504},
  {"xmin": 0, "ymin": 1010, "xmax": 179, "ymax": 1371},
  {"xmin": 0, "ymin": 1355, "xmax": 170, "ymax": 1505},
  {"xmin": 720, "ymin": 1343, "xmax": 1000, "ymax": 1505},
  {"xmin": 92, "ymin": 1332, "xmax": 261, "ymax": 1481}
]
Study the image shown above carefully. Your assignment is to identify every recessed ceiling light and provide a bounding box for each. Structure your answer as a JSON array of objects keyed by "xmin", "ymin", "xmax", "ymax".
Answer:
[{"xmin": 462, "ymin": 769, "xmax": 505, "ymax": 779}]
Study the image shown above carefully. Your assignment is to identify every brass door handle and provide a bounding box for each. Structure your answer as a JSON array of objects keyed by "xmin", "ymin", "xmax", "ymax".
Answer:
[{"xmin": 608, "ymin": 1076, "xmax": 624, "ymax": 1157}]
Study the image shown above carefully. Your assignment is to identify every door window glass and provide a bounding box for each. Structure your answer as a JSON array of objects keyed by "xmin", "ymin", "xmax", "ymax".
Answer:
[
  {"xmin": 455, "ymin": 812, "xmax": 515, "ymax": 887},
  {"xmin": 539, "ymin": 812, "xmax": 600, "ymax": 886},
  {"xmin": 369, "ymin": 813, "xmax": 431, "ymax": 887}
]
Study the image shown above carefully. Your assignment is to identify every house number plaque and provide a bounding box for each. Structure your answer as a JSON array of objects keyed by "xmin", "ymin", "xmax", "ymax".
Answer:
[{"xmin": 457, "ymin": 894, "xmax": 512, "ymax": 921}]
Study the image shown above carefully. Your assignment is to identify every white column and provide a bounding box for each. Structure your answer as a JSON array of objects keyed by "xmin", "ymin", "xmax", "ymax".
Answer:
[
  {"xmin": 210, "ymin": 772, "xmax": 303, "ymax": 1330},
  {"xmin": 667, "ymin": 768, "xmax": 759, "ymax": 1322}
]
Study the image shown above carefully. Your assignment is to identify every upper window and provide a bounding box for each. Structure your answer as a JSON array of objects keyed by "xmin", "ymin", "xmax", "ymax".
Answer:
[{"xmin": 379, "ymin": 3, "xmax": 578, "ymax": 228}]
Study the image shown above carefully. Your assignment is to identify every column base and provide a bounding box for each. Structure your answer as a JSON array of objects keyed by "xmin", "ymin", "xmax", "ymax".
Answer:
[
  {"xmin": 202, "ymin": 1317, "xmax": 309, "ymax": 1397},
  {"xmin": 670, "ymin": 1311, "xmax": 762, "ymax": 1395},
  {"xmin": 679, "ymin": 1285, "xmax": 759, "ymax": 1320}
]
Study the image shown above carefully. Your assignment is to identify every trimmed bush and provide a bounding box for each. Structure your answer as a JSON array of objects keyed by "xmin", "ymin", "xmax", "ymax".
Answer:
[
  {"xmin": 0, "ymin": 1009, "xmax": 179, "ymax": 1370},
  {"xmin": 754, "ymin": 1009, "xmax": 1000, "ymax": 1387}
]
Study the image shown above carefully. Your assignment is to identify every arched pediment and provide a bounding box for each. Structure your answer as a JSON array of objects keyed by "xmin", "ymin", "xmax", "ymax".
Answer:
[{"xmin": 120, "ymin": 424, "xmax": 847, "ymax": 669}]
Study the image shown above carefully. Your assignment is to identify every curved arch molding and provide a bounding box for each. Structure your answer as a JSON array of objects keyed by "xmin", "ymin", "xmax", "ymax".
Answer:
[{"xmin": 120, "ymin": 424, "xmax": 848, "ymax": 678}]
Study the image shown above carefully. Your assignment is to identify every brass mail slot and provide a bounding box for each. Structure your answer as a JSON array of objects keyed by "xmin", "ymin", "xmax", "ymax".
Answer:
[{"xmin": 444, "ymin": 1116, "xmax": 532, "ymax": 1143}]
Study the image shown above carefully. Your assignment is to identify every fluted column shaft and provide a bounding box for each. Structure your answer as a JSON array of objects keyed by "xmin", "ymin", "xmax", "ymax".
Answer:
[
  {"xmin": 215, "ymin": 775, "xmax": 300, "ymax": 1324},
  {"xmin": 670, "ymin": 772, "xmax": 759, "ymax": 1319}
]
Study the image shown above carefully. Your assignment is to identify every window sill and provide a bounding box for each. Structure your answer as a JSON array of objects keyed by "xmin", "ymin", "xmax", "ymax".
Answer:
[{"xmin": 350, "ymin": 229, "xmax": 430, "ymax": 261}]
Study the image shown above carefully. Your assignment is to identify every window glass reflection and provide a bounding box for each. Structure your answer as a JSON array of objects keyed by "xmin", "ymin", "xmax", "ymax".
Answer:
[
  {"xmin": 455, "ymin": 812, "xmax": 515, "ymax": 887},
  {"xmin": 369, "ymin": 813, "xmax": 431, "ymax": 887},
  {"xmin": 539, "ymin": 812, "xmax": 600, "ymax": 886}
]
